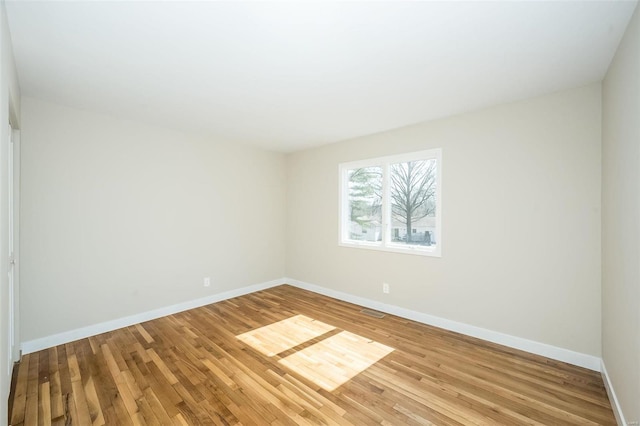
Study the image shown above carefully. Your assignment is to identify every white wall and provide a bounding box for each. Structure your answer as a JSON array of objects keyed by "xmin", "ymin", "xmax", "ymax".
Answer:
[
  {"xmin": 286, "ymin": 84, "xmax": 602, "ymax": 357},
  {"xmin": 20, "ymin": 97, "xmax": 286, "ymax": 342},
  {"xmin": 602, "ymin": 3, "xmax": 640, "ymax": 424},
  {"xmin": 0, "ymin": 0, "xmax": 20, "ymax": 422}
]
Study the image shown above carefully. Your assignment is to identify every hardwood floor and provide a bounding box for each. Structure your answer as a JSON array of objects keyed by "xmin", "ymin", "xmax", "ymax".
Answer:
[{"xmin": 8, "ymin": 285, "xmax": 616, "ymax": 425}]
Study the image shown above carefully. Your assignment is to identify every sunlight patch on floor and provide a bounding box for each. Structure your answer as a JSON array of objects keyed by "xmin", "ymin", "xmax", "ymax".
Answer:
[
  {"xmin": 236, "ymin": 314, "xmax": 335, "ymax": 356},
  {"xmin": 278, "ymin": 330, "xmax": 394, "ymax": 391}
]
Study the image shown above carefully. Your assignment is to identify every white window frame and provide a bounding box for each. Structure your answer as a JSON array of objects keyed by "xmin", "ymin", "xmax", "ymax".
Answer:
[{"xmin": 339, "ymin": 148, "xmax": 442, "ymax": 257}]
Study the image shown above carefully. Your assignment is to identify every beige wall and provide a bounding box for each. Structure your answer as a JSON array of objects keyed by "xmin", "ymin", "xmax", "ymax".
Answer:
[
  {"xmin": 602, "ymin": 3, "xmax": 640, "ymax": 424},
  {"xmin": 20, "ymin": 97, "xmax": 286, "ymax": 342},
  {"xmin": 0, "ymin": 0, "xmax": 21, "ymax": 421},
  {"xmin": 286, "ymin": 84, "xmax": 602, "ymax": 356}
]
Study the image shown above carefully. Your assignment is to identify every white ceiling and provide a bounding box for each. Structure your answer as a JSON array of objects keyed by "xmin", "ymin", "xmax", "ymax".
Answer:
[{"xmin": 5, "ymin": 1, "xmax": 638, "ymax": 152}]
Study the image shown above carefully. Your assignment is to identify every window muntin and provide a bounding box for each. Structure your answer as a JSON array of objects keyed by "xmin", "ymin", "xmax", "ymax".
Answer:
[{"xmin": 339, "ymin": 149, "xmax": 441, "ymax": 257}]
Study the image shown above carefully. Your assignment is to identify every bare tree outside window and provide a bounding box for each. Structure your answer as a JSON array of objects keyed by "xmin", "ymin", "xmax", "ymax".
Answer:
[
  {"xmin": 390, "ymin": 160, "xmax": 437, "ymax": 245},
  {"xmin": 340, "ymin": 148, "xmax": 441, "ymax": 257}
]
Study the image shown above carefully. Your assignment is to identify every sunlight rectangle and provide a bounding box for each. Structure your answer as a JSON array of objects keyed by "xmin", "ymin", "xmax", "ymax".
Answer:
[
  {"xmin": 236, "ymin": 315, "xmax": 335, "ymax": 356},
  {"xmin": 278, "ymin": 331, "xmax": 394, "ymax": 391}
]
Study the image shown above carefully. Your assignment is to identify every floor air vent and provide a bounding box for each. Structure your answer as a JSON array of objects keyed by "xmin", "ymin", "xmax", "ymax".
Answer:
[{"xmin": 360, "ymin": 309, "xmax": 385, "ymax": 319}]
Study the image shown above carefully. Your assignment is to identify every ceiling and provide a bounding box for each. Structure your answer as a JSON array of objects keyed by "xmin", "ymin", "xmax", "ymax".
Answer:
[{"xmin": 5, "ymin": 1, "xmax": 638, "ymax": 153}]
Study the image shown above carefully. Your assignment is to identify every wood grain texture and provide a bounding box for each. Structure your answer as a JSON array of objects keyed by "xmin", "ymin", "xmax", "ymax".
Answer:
[
  {"xmin": 8, "ymin": 285, "xmax": 616, "ymax": 425},
  {"xmin": 237, "ymin": 314, "xmax": 336, "ymax": 357}
]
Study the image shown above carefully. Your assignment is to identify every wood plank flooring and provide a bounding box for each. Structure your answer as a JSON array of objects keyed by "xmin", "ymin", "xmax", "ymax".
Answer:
[{"xmin": 8, "ymin": 285, "xmax": 616, "ymax": 425}]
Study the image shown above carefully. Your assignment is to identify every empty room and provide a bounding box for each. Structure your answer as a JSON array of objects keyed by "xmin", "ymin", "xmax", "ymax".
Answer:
[{"xmin": 0, "ymin": 0, "xmax": 638, "ymax": 425}]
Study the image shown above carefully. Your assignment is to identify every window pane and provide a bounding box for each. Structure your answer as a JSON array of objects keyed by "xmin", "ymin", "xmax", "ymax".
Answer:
[
  {"xmin": 347, "ymin": 166, "xmax": 382, "ymax": 242},
  {"xmin": 389, "ymin": 159, "xmax": 437, "ymax": 246}
]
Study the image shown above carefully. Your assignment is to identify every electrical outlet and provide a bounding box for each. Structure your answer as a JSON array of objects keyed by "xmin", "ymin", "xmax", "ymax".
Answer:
[
  {"xmin": 204, "ymin": 277, "xmax": 211, "ymax": 287},
  {"xmin": 383, "ymin": 282, "xmax": 390, "ymax": 294}
]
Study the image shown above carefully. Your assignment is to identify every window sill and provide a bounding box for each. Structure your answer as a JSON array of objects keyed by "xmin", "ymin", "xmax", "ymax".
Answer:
[{"xmin": 338, "ymin": 241, "xmax": 441, "ymax": 257}]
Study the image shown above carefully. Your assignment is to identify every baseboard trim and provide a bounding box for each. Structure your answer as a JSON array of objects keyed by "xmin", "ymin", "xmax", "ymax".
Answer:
[
  {"xmin": 284, "ymin": 277, "xmax": 601, "ymax": 371},
  {"xmin": 21, "ymin": 276, "xmax": 601, "ymax": 373},
  {"xmin": 601, "ymin": 360, "xmax": 627, "ymax": 426},
  {"xmin": 20, "ymin": 278, "xmax": 286, "ymax": 355}
]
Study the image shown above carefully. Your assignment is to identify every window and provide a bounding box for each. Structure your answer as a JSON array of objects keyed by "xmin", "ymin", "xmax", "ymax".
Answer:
[{"xmin": 339, "ymin": 149, "xmax": 442, "ymax": 257}]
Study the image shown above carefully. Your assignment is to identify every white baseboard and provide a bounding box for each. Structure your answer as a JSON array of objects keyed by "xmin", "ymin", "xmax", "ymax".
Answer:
[
  {"xmin": 284, "ymin": 277, "xmax": 602, "ymax": 371},
  {"xmin": 20, "ymin": 278, "xmax": 286, "ymax": 355},
  {"xmin": 601, "ymin": 360, "xmax": 627, "ymax": 426},
  {"xmin": 21, "ymin": 276, "xmax": 601, "ymax": 374}
]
